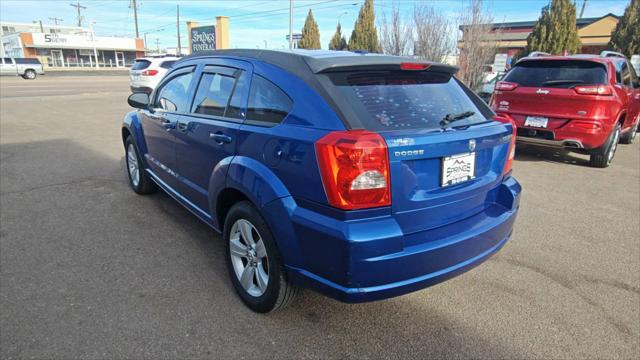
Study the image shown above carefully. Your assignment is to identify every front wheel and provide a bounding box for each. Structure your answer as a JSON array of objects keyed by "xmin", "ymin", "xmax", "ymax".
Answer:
[
  {"xmin": 124, "ymin": 136, "xmax": 157, "ymax": 194},
  {"xmin": 224, "ymin": 201, "xmax": 298, "ymax": 313},
  {"xmin": 620, "ymin": 117, "xmax": 638, "ymax": 144},
  {"xmin": 589, "ymin": 123, "xmax": 621, "ymax": 168},
  {"xmin": 22, "ymin": 70, "xmax": 36, "ymax": 80}
]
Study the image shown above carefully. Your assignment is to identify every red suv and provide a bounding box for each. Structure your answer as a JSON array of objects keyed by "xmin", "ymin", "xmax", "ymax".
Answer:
[{"xmin": 491, "ymin": 52, "xmax": 640, "ymax": 167}]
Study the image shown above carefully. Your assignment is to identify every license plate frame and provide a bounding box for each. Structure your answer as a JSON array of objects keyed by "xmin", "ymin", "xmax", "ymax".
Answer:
[
  {"xmin": 441, "ymin": 152, "xmax": 476, "ymax": 187},
  {"xmin": 525, "ymin": 116, "xmax": 549, "ymax": 128}
]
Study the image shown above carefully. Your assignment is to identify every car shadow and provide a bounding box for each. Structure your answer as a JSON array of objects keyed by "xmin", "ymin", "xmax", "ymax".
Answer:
[{"xmin": 514, "ymin": 144, "xmax": 591, "ymax": 167}]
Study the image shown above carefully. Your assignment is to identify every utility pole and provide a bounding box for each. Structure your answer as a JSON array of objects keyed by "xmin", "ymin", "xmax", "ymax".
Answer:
[
  {"xmin": 176, "ymin": 4, "xmax": 181, "ymax": 56},
  {"xmin": 579, "ymin": 0, "xmax": 588, "ymax": 19},
  {"xmin": 156, "ymin": 38, "xmax": 160, "ymax": 54},
  {"xmin": 131, "ymin": 0, "xmax": 139, "ymax": 38},
  {"xmin": 289, "ymin": 0, "xmax": 293, "ymax": 50},
  {"xmin": 70, "ymin": 1, "xmax": 86, "ymax": 27},
  {"xmin": 49, "ymin": 17, "xmax": 63, "ymax": 26},
  {"xmin": 38, "ymin": 20, "xmax": 44, "ymax": 33}
]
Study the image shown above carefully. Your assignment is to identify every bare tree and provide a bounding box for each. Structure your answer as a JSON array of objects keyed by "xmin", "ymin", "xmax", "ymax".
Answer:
[
  {"xmin": 379, "ymin": 2, "xmax": 412, "ymax": 56},
  {"xmin": 457, "ymin": 0, "xmax": 500, "ymax": 92},
  {"xmin": 413, "ymin": 3, "xmax": 454, "ymax": 62}
]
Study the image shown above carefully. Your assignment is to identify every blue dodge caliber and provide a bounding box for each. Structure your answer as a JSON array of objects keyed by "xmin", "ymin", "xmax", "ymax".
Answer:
[{"xmin": 123, "ymin": 49, "xmax": 521, "ymax": 312}]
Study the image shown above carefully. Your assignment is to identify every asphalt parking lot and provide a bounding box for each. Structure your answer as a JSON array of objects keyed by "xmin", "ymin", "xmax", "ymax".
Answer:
[{"xmin": 1, "ymin": 74, "xmax": 638, "ymax": 359}]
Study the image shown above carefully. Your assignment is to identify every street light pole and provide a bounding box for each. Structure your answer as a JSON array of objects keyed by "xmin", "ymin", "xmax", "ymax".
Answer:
[
  {"xmin": 90, "ymin": 20, "xmax": 99, "ymax": 68},
  {"xmin": 289, "ymin": 0, "xmax": 293, "ymax": 50}
]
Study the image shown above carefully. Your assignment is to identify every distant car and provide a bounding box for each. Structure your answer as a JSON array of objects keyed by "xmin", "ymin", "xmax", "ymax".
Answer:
[
  {"xmin": 129, "ymin": 55, "xmax": 180, "ymax": 93},
  {"xmin": 491, "ymin": 51, "xmax": 640, "ymax": 168},
  {"xmin": 123, "ymin": 49, "xmax": 521, "ymax": 312},
  {"xmin": 0, "ymin": 57, "xmax": 44, "ymax": 79}
]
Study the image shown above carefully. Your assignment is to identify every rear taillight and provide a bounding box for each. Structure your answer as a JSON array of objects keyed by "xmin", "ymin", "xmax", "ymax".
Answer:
[
  {"xmin": 495, "ymin": 81, "xmax": 518, "ymax": 91},
  {"xmin": 142, "ymin": 69, "xmax": 159, "ymax": 76},
  {"xmin": 574, "ymin": 85, "xmax": 612, "ymax": 96},
  {"xmin": 494, "ymin": 115, "xmax": 516, "ymax": 175},
  {"xmin": 316, "ymin": 130, "xmax": 391, "ymax": 210}
]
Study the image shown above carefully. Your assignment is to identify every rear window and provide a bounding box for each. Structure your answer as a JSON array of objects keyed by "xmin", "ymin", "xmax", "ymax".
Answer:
[
  {"xmin": 131, "ymin": 60, "xmax": 151, "ymax": 70},
  {"xmin": 14, "ymin": 58, "xmax": 40, "ymax": 65},
  {"xmin": 160, "ymin": 60, "xmax": 176, "ymax": 69},
  {"xmin": 504, "ymin": 60, "xmax": 607, "ymax": 88},
  {"xmin": 328, "ymin": 71, "xmax": 488, "ymax": 131}
]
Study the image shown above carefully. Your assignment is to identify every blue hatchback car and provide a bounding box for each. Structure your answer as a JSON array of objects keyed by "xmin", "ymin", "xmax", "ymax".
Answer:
[{"xmin": 123, "ymin": 49, "xmax": 521, "ymax": 312}]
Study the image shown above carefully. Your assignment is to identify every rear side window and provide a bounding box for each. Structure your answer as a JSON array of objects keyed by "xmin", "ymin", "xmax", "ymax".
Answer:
[
  {"xmin": 155, "ymin": 72, "xmax": 194, "ymax": 112},
  {"xmin": 3, "ymin": 58, "xmax": 12, "ymax": 64},
  {"xmin": 505, "ymin": 60, "xmax": 607, "ymax": 87},
  {"xmin": 160, "ymin": 60, "xmax": 176, "ymax": 69},
  {"xmin": 192, "ymin": 72, "xmax": 237, "ymax": 117},
  {"xmin": 327, "ymin": 71, "xmax": 487, "ymax": 131},
  {"xmin": 246, "ymin": 75, "xmax": 293, "ymax": 124},
  {"xmin": 14, "ymin": 58, "xmax": 40, "ymax": 64},
  {"xmin": 131, "ymin": 60, "xmax": 151, "ymax": 70}
]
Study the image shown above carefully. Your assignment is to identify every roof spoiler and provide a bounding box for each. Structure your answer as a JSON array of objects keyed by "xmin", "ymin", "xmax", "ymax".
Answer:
[
  {"xmin": 600, "ymin": 50, "xmax": 626, "ymax": 59},
  {"xmin": 305, "ymin": 56, "xmax": 458, "ymax": 75}
]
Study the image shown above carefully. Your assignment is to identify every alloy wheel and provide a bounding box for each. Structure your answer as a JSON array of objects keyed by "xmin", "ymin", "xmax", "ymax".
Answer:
[
  {"xmin": 607, "ymin": 127, "xmax": 620, "ymax": 163},
  {"xmin": 127, "ymin": 144, "xmax": 140, "ymax": 187},
  {"xmin": 229, "ymin": 219, "xmax": 269, "ymax": 297}
]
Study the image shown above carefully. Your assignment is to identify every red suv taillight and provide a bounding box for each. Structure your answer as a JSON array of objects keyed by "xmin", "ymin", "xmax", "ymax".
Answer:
[
  {"xmin": 494, "ymin": 115, "xmax": 516, "ymax": 175},
  {"xmin": 495, "ymin": 81, "xmax": 518, "ymax": 91},
  {"xmin": 316, "ymin": 130, "xmax": 391, "ymax": 210},
  {"xmin": 574, "ymin": 85, "xmax": 613, "ymax": 96},
  {"xmin": 142, "ymin": 69, "xmax": 158, "ymax": 76}
]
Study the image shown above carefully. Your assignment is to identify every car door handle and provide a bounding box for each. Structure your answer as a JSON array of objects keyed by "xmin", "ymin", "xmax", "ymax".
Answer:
[
  {"xmin": 176, "ymin": 120, "xmax": 189, "ymax": 132},
  {"xmin": 210, "ymin": 132, "xmax": 232, "ymax": 144}
]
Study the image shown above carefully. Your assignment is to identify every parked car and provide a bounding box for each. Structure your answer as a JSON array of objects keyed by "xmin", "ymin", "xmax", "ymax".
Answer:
[
  {"xmin": 122, "ymin": 50, "xmax": 521, "ymax": 312},
  {"xmin": 129, "ymin": 55, "xmax": 180, "ymax": 93},
  {"xmin": 491, "ymin": 52, "xmax": 640, "ymax": 167},
  {"xmin": 0, "ymin": 57, "xmax": 44, "ymax": 79},
  {"xmin": 479, "ymin": 65, "xmax": 504, "ymax": 103}
]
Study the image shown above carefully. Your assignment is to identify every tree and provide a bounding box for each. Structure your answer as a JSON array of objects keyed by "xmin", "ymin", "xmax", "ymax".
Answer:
[
  {"xmin": 608, "ymin": 0, "xmax": 639, "ymax": 58},
  {"xmin": 458, "ymin": 0, "xmax": 500, "ymax": 92},
  {"xmin": 328, "ymin": 22, "xmax": 348, "ymax": 50},
  {"xmin": 299, "ymin": 9, "xmax": 321, "ymax": 49},
  {"xmin": 379, "ymin": 2, "xmax": 411, "ymax": 56},
  {"xmin": 524, "ymin": 0, "xmax": 581, "ymax": 55},
  {"xmin": 413, "ymin": 3, "xmax": 454, "ymax": 62},
  {"xmin": 348, "ymin": 0, "xmax": 381, "ymax": 52}
]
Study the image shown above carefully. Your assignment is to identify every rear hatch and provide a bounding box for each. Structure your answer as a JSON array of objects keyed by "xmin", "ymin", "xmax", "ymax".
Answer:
[
  {"xmin": 324, "ymin": 68, "xmax": 513, "ymax": 235},
  {"xmin": 130, "ymin": 59, "xmax": 151, "ymax": 82},
  {"xmin": 493, "ymin": 59, "xmax": 611, "ymax": 128}
]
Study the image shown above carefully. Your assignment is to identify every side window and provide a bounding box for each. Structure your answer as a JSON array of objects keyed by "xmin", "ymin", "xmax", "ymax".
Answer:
[
  {"xmin": 191, "ymin": 71, "xmax": 237, "ymax": 117},
  {"xmin": 246, "ymin": 75, "xmax": 293, "ymax": 124},
  {"xmin": 3, "ymin": 58, "xmax": 12, "ymax": 65},
  {"xmin": 621, "ymin": 62, "xmax": 631, "ymax": 87},
  {"xmin": 225, "ymin": 70, "xmax": 248, "ymax": 119},
  {"xmin": 155, "ymin": 71, "xmax": 194, "ymax": 112}
]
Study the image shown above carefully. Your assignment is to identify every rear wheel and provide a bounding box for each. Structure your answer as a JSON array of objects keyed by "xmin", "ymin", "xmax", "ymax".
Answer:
[
  {"xmin": 224, "ymin": 201, "xmax": 298, "ymax": 313},
  {"xmin": 125, "ymin": 136, "xmax": 157, "ymax": 194},
  {"xmin": 589, "ymin": 123, "xmax": 621, "ymax": 168},
  {"xmin": 620, "ymin": 118, "xmax": 638, "ymax": 144},
  {"xmin": 22, "ymin": 69, "xmax": 36, "ymax": 80}
]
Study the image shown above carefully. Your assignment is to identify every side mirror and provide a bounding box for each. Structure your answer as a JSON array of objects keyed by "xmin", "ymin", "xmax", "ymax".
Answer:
[{"xmin": 128, "ymin": 92, "xmax": 150, "ymax": 109}]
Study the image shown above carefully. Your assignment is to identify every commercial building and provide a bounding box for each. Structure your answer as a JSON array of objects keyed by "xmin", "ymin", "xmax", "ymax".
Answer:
[
  {"xmin": 1, "ymin": 21, "xmax": 144, "ymax": 68},
  {"xmin": 459, "ymin": 13, "xmax": 620, "ymax": 58}
]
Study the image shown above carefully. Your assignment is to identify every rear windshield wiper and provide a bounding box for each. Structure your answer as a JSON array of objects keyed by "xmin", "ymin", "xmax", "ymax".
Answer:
[
  {"xmin": 541, "ymin": 80, "xmax": 584, "ymax": 86},
  {"xmin": 440, "ymin": 111, "xmax": 476, "ymax": 127}
]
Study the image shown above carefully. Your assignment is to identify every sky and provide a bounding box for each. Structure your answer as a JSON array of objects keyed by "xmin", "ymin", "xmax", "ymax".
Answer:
[{"xmin": 0, "ymin": 0, "xmax": 629, "ymax": 50}]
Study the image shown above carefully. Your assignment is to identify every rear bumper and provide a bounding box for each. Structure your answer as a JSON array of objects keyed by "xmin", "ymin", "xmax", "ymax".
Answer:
[
  {"xmin": 130, "ymin": 86, "xmax": 153, "ymax": 94},
  {"xmin": 269, "ymin": 176, "xmax": 521, "ymax": 303},
  {"xmin": 516, "ymin": 136, "xmax": 585, "ymax": 149}
]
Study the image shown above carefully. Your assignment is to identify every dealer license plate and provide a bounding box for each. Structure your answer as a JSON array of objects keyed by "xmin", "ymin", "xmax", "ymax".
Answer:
[
  {"xmin": 441, "ymin": 152, "xmax": 476, "ymax": 187},
  {"xmin": 525, "ymin": 116, "xmax": 548, "ymax": 128}
]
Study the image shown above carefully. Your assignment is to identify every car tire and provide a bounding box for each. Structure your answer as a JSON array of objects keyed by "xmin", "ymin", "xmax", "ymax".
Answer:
[
  {"xmin": 589, "ymin": 123, "xmax": 621, "ymax": 168},
  {"xmin": 620, "ymin": 117, "xmax": 638, "ymax": 144},
  {"xmin": 22, "ymin": 69, "xmax": 36, "ymax": 80},
  {"xmin": 224, "ymin": 201, "xmax": 298, "ymax": 313},
  {"xmin": 124, "ymin": 135, "xmax": 157, "ymax": 194}
]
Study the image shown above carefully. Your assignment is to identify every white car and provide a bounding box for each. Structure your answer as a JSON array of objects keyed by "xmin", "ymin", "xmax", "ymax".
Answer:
[{"xmin": 129, "ymin": 55, "xmax": 180, "ymax": 93}]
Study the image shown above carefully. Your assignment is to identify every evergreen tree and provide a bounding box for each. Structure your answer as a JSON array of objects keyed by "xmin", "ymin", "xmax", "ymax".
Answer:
[
  {"xmin": 329, "ymin": 22, "xmax": 348, "ymax": 50},
  {"xmin": 299, "ymin": 9, "xmax": 321, "ymax": 49},
  {"xmin": 608, "ymin": 0, "xmax": 639, "ymax": 58},
  {"xmin": 524, "ymin": 0, "xmax": 581, "ymax": 55},
  {"xmin": 348, "ymin": 0, "xmax": 381, "ymax": 52}
]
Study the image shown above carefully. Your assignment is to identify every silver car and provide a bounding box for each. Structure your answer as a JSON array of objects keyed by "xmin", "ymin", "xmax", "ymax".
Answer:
[{"xmin": 0, "ymin": 57, "xmax": 45, "ymax": 79}]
